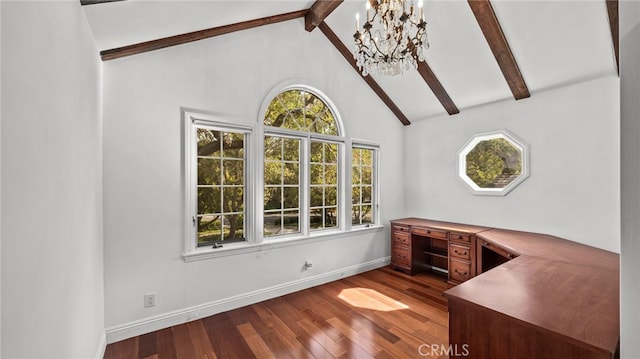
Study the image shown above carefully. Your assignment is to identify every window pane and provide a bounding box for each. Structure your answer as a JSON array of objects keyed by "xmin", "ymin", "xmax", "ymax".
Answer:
[
  {"xmin": 198, "ymin": 215, "xmax": 221, "ymax": 244},
  {"xmin": 198, "ymin": 187, "xmax": 221, "ymax": 214},
  {"xmin": 197, "ymin": 129, "xmax": 221, "ymax": 157},
  {"xmin": 283, "ymin": 163, "xmax": 299, "ymax": 185},
  {"xmin": 223, "ymin": 187, "xmax": 243, "ymax": 213},
  {"xmin": 263, "ymin": 213, "xmax": 279, "ymax": 236},
  {"xmin": 264, "ymin": 96, "xmax": 287, "ymax": 127},
  {"xmin": 264, "ymin": 187, "xmax": 282, "ymax": 210},
  {"xmin": 310, "ymin": 187, "xmax": 323, "ymax": 207},
  {"xmin": 264, "ymin": 162, "xmax": 283, "ymax": 185},
  {"xmin": 361, "ymin": 166, "xmax": 372, "ymax": 184},
  {"xmin": 352, "ymin": 186, "xmax": 361, "ymax": 204},
  {"xmin": 326, "ymin": 186, "xmax": 337, "ymax": 206},
  {"xmin": 325, "ymin": 143, "xmax": 338, "ymax": 164},
  {"xmin": 222, "ymin": 132, "xmax": 244, "ymax": 158},
  {"xmin": 283, "ymin": 187, "xmax": 299, "ymax": 210},
  {"xmin": 310, "ymin": 142, "xmax": 323, "ymax": 162},
  {"xmin": 282, "ymin": 210, "xmax": 300, "ymax": 233},
  {"xmin": 361, "ymin": 205, "xmax": 373, "ymax": 224},
  {"xmin": 325, "ymin": 208, "xmax": 338, "ymax": 228},
  {"xmin": 310, "ymin": 208, "xmax": 323, "ymax": 229},
  {"xmin": 264, "ymin": 89, "xmax": 338, "ymax": 136},
  {"xmin": 264, "ymin": 136, "xmax": 282, "ymax": 160},
  {"xmin": 283, "ymin": 138, "xmax": 299, "ymax": 161},
  {"xmin": 351, "ymin": 147, "xmax": 376, "ymax": 226},
  {"xmin": 223, "ymin": 159, "xmax": 243, "ymax": 185},
  {"xmin": 310, "ymin": 164, "xmax": 323, "ymax": 185},
  {"xmin": 325, "ymin": 164, "xmax": 337, "ymax": 184},
  {"xmin": 351, "ymin": 207, "xmax": 360, "ymax": 225},
  {"xmin": 361, "ymin": 149, "xmax": 372, "ymax": 165},
  {"xmin": 352, "ymin": 166, "xmax": 361, "ymax": 185},
  {"xmin": 362, "ymin": 186, "xmax": 372, "ymax": 204},
  {"xmin": 198, "ymin": 158, "xmax": 220, "ymax": 185},
  {"xmin": 222, "ymin": 214, "xmax": 244, "ymax": 240}
]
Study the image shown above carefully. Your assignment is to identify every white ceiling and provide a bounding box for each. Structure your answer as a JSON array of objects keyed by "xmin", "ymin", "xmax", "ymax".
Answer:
[{"xmin": 83, "ymin": 0, "xmax": 618, "ymax": 123}]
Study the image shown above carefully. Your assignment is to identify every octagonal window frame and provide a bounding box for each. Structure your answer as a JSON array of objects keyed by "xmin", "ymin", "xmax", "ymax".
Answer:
[{"xmin": 457, "ymin": 130, "xmax": 530, "ymax": 196}]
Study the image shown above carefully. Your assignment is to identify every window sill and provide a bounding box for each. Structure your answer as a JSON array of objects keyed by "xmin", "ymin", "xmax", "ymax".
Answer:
[{"xmin": 182, "ymin": 225, "xmax": 385, "ymax": 262}]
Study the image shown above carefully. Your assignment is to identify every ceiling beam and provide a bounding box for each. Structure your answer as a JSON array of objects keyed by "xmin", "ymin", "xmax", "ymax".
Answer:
[
  {"xmin": 305, "ymin": 0, "xmax": 343, "ymax": 32},
  {"xmin": 80, "ymin": 0, "xmax": 125, "ymax": 5},
  {"xmin": 468, "ymin": 0, "xmax": 530, "ymax": 100},
  {"xmin": 318, "ymin": 22, "xmax": 411, "ymax": 126},
  {"xmin": 606, "ymin": 0, "xmax": 619, "ymax": 75},
  {"xmin": 410, "ymin": 47, "xmax": 459, "ymax": 115},
  {"xmin": 100, "ymin": 10, "xmax": 308, "ymax": 61},
  {"xmin": 362, "ymin": 0, "xmax": 458, "ymax": 116}
]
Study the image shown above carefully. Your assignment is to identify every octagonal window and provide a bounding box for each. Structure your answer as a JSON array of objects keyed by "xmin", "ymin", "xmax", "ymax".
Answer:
[{"xmin": 457, "ymin": 131, "xmax": 529, "ymax": 196}]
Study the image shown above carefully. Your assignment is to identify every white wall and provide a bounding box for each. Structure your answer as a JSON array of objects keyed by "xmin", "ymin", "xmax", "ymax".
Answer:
[
  {"xmin": 620, "ymin": 1, "xmax": 640, "ymax": 357},
  {"xmin": 403, "ymin": 76, "xmax": 620, "ymax": 252},
  {"xmin": 102, "ymin": 19, "xmax": 405, "ymax": 339},
  {"xmin": 1, "ymin": 1, "xmax": 105, "ymax": 358}
]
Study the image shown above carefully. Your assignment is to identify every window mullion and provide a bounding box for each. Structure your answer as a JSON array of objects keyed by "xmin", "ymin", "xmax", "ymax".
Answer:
[{"xmin": 300, "ymin": 136, "xmax": 310, "ymax": 237}]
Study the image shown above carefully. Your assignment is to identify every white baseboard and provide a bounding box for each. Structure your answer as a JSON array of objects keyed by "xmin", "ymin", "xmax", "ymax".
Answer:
[
  {"xmin": 105, "ymin": 257, "xmax": 390, "ymax": 344},
  {"xmin": 94, "ymin": 330, "xmax": 106, "ymax": 359}
]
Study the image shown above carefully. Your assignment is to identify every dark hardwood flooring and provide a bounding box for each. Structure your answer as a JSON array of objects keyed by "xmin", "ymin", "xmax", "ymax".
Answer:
[{"xmin": 104, "ymin": 266, "xmax": 449, "ymax": 359}]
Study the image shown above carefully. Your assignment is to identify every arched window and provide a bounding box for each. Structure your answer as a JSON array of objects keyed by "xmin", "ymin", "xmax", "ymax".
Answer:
[
  {"xmin": 183, "ymin": 86, "xmax": 379, "ymax": 258},
  {"xmin": 264, "ymin": 89, "xmax": 339, "ymax": 135},
  {"xmin": 262, "ymin": 87, "xmax": 344, "ymax": 238}
]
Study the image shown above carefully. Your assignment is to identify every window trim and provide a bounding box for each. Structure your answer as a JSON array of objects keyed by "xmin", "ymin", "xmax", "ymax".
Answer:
[
  {"xmin": 260, "ymin": 85, "xmax": 347, "ymax": 240},
  {"xmin": 182, "ymin": 85, "xmax": 381, "ymax": 261},
  {"xmin": 183, "ymin": 110, "xmax": 254, "ymax": 255},
  {"xmin": 351, "ymin": 140, "xmax": 380, "ymax": 228}
]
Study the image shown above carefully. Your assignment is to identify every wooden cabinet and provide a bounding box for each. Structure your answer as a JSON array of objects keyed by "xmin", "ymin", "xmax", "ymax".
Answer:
[
  {"xmin": 413, "ymin": 226, "xmax": 448, "ymax": 277},
  {"xmin": 448, "ymin": 231, "xmax": 475, "ymax": 285},
  {"xmin": 477, "ymin": 237, "xmax": 517, "ymax": 275},
  {"xmin": 390, "ymin": 219, "xmax": 489, "ymax": 281},
  {"xmin": 390, "ymin": 224, "xmax": 411, "ymax": 274},
  {"xmin": 391, "ymin": 218, "xmax": 619, "ymax": 359}
]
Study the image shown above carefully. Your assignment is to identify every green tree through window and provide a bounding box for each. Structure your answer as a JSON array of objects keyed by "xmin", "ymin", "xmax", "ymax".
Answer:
[
  {"xmin": 196, "ymin": 128, "xmax": 245, "ymax": 245},
  {"xmin": 465, "ymin": 138, "xmax": 522, "ymax": 188},
  {"xmin": 263, "ymin": 88, "xmax": 342, "ymax": 237},
  {"xmin": 352, "ymin": 147, "xmax": 374, "ymax": 225}
]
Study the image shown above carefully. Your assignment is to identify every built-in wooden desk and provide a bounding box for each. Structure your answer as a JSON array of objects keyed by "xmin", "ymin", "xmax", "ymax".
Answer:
[{"xmin": 390, "ymin": 218, "xmax": 620, "ymax": 359}]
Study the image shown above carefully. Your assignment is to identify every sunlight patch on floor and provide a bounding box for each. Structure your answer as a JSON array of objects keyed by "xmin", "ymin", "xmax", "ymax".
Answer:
[{"xmin": 337, "ymin": 287, "xmax": 409, "ymax": 311}]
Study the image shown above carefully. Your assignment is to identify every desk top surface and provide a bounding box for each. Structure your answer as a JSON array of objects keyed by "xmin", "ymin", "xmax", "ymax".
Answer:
[{"xmin": 391, "ymin": 218, "xmax": 620, "ymax": 356}]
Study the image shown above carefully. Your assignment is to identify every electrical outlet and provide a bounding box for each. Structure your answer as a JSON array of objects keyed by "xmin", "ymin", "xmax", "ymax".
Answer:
[{"xmin": 144, "ymin": 293, "xmax": 156, "ymax": 308}]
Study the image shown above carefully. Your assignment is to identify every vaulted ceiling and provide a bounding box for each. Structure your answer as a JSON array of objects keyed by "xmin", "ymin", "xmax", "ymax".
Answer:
[{"xmin": 82, "ymin": 0, "xmax": 619, "ymax": 125}]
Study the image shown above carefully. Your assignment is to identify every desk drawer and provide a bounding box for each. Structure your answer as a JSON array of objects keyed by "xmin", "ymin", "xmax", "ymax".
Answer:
[
  {"xmin": 391, "ymin": 224, "xmax": 409, "ymax": 233},
  {"xmin": 450, "ymin": 232, "xmax": 471, "ymax": 243},
  {"xmin": 392, "ymin": 231, "xmax": 410, "ymax": 246},
  {"xmin": 450, "ymin": 243, "xmax": 471, "ymax": 260},
  {"xmin": 391, "ymin": 245, "xmax": 410, "ymax": 267},
  {"xmin": 412, "ymin": 227, "xmax": 448, "ymax": 240},
  {"xmin": 450, "ymin": 259, "xmax": 472, "ymax": 283}
]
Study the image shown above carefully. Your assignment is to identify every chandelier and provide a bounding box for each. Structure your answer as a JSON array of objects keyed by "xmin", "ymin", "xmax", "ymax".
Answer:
[{"xmin": 353, "ymin": 0, "xmax": 429, "ymax": 76}]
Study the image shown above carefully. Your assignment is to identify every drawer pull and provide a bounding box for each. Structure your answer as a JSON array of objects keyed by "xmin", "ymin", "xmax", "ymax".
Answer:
[
  {"xmin": 454, "ymin": 249, "xmax": 468, "ymax": 256},
  {"xmin": 455, "ymin": 269, "xmax": 468, "ymax": 276}
]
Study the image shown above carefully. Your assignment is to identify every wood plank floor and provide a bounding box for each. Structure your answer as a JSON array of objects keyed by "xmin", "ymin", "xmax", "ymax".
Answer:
[{"xmin": 104, "ymin": 266, "xmax": 450, "ymax": 359}]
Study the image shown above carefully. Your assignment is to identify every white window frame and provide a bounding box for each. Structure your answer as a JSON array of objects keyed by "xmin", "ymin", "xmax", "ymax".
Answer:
[
  {"xmin": 183, "ymin": 110, "xmax": 254, "ymax": 256},
  {"xmin": 351, "ymin": 140, "xmax": 380, "ymax": 228},
  {"xmin": 259, "ymin": 85, "xmax": 347, "ymax": 241},
  {"xmin": 182, "ymin": 87, "xmax": 383, "ymax": 262}
]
